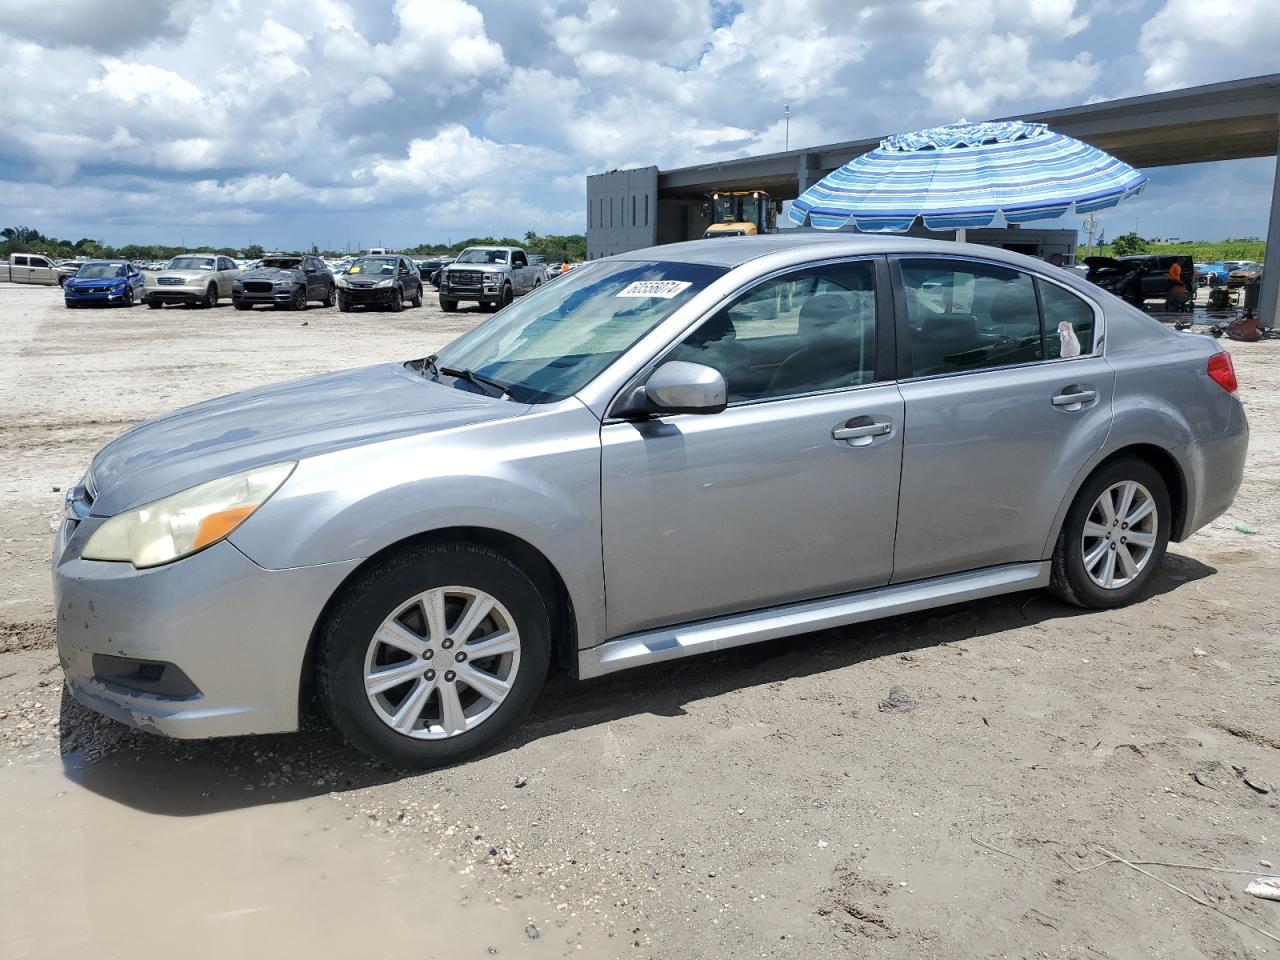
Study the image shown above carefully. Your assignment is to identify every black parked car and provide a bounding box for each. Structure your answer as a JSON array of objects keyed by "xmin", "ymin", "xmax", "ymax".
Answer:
[
  {"xmin": 335, "ymin": 254, "xmax": 424, "ymax": 312},
  {"xmin": 415, "ymin": 256, "xmax": 454, "ymax": 288},
  {"xmin": 1085, "ymin": 254, "xmax": 1194, "ymax": 310},
  {"xmin": 233, "ymin": 255, "xmax": 335, "ymax": 311}
]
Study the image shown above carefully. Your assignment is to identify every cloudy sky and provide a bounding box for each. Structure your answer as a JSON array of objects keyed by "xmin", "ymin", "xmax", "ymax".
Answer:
[{"xmin": 0, "ymin": 0, "xmax": 1275, "ymax": 250}]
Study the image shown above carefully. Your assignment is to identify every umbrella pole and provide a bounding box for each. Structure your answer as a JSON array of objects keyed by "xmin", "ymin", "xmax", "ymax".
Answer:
[{"xmin": 955, "ymin": 228, "xmax": 967, "ymax": 243}]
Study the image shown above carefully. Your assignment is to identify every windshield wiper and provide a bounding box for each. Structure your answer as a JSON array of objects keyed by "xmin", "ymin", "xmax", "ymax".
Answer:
[{"xmin": 438, "ymin": 365, "xmax": 510, "ymax": 399}]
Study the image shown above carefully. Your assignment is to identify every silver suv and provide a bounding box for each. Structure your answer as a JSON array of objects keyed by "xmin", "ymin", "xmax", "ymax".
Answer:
[{"xmin": 54, "ymin": 235, "xmax": 1247, "ymax": 767}]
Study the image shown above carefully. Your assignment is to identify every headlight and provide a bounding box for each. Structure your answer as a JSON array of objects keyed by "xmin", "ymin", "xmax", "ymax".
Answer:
[
  {"xmin": 188, "ymin": 277, "xmax": 206, "ymax": 286},
  {"xmin": 232, "ymin": 281, "xmax": 243, "ymax": 290},
  {"xmin": 374, "ymin": 278, "xmax": 394, "ymax": 288},
  {"xmin": 82, "ymin": 462, "xmax": 295, "ymax": 568},
  {"xmin": 335, "ymin": 276, "xmax": 350, "ymax": 288}
]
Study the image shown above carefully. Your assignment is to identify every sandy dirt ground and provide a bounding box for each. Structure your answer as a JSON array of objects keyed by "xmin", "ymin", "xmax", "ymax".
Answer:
[{"xmin": 2, "ymin": 280, "xmax": 1279, "ymax": 958}]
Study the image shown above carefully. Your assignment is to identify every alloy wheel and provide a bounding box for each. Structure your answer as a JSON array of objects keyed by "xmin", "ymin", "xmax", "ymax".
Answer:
[
  {"xmin": 1081, "ymin": 480, "xmax": 1158, "ymax": 589},
  {"xmin": 363, "ymin": 587, "xmax": 521, "ymax": 739}
]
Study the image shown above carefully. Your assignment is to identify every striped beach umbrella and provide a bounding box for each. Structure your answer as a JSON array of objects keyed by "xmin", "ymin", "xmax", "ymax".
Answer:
[{"xmin": 787, "ymin": 120, "xmax": 1147, "ymax": 235}]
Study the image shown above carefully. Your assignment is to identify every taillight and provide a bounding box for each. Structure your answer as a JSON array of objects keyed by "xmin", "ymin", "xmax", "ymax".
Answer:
[{"xmin": 1207, "ymin": 351, "xmax": 1237, "ymax": 393}]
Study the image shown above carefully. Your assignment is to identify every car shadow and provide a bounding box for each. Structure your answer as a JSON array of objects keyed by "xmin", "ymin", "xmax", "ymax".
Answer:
[{"xmin": 61, "ymin": 552, "xmax": 1215, "ymax": 816}]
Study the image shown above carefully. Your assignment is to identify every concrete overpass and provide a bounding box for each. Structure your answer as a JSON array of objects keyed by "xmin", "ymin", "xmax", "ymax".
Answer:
[{"xmin": 586, "ymin": 73, "xmax": 1280, "ymax": 326}]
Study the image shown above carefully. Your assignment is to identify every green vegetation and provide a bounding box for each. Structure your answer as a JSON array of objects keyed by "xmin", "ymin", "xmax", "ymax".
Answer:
[
  {"xmin": 1081, "ymin": 233, "xmax": 1265, "ymax": 262},
  {"xmin": 1, "ymin": 226, "xmax": 589, "ymax": 264}
]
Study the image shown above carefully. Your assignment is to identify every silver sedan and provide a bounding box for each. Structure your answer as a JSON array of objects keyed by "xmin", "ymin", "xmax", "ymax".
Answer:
[{"xmin": 54, "ymin": 235, "xmax": 1248, "ymax": 767}]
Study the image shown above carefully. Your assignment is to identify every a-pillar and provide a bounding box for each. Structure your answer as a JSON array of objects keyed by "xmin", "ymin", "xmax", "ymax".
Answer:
[{"xmin": 1259, "ymin": 127, "xmax": 1280, "ymax": 329}]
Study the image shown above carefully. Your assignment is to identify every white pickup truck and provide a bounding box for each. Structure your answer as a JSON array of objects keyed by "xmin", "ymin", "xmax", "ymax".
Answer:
[
  {"xmin": 436, "ymin": 245, "xmax": 543, "ymax": 312},
  {"xmin": 0, "ymin": 253, "xmax": 69, "ymax": 285}
]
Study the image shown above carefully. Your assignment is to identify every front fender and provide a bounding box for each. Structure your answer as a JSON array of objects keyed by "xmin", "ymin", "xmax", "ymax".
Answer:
[{"xmin": 229, "ymin": 401, "xmax": 607, "ymax": 649}]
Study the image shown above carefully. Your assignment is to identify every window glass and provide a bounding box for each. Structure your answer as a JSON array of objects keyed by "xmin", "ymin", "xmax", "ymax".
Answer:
[
  {"xmin": 669, "ymin": 260, "xmax": 877, "ymax": 403},
  {"xmin": 1039, "ymin": 279, "xmax": 1096, "ymax": 358},
  {"xmin": 900, "ymin": 259, "xmax": 1042, "ymax": 377},
  {"xmin": 434, "ymin": 260, "xmax": 727, "ymax": 403},
  {"xmin": 13, "ymin": 256, "xmax": 26, "ymax": 266}
]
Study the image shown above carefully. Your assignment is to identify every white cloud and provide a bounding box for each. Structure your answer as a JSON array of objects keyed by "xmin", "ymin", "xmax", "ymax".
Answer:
[
  {"xmin": 922, "ymin": 34, "xmax": 1100, "ymax": 118},
  {"xmin": 1139, "ymin": 0, "xmax": 1280, "ymax": 91}
]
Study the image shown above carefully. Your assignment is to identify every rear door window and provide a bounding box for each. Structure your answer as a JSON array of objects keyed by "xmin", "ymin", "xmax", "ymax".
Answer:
[
  {"xmin": 899, "ymin": 258, "xmax": 1042, "ymax": 377},
  {"xmin": 1038, "ymin": 280, "xmax": 1096, "ymax": 358}
]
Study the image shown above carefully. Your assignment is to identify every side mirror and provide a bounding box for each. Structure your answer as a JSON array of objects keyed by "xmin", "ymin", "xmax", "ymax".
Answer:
[{"xmin": 644, "ymin": 361, "xmax": 728, "ymax": 415}]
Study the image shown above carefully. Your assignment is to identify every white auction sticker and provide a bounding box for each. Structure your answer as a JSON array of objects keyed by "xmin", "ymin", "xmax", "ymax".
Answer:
[{"xmin": 616, "ymin": 280, "xmax": 692, "ymax": 299}]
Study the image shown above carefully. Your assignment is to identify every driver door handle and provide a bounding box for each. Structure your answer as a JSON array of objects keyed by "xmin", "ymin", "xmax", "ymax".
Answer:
[{"xmin": 833, "ymin": 420, "xmax": 891, "ymax": 441}]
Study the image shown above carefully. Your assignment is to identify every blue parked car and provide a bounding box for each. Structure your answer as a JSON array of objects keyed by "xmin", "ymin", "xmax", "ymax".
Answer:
[
  {"xmin": 1195, "ymin": 261, "xmax": 1229, "ymax": 286},
  {"xmin": 64, "ymin": 260, "xmax": 145, "ymax": 308}
]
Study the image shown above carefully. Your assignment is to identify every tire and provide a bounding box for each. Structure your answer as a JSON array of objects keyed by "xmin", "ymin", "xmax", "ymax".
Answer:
[
  {"xmin": 317, "ymin": 541, "xmax": 551, "ymax": 768},
  {"xmin": 338, "ymin": 293, "xmax": 352, "ymax": 313},
  {"xmin": 123, "ymin": 286, "xmax": 134, "ymax": 307},
  {"xmin": 323, "ymin": 284, "xmax": 335, "ymax": 308},
  {"xmin": 481, "ymin": 300, "xmax": 498, "ymax": 313},
  {"xmin": 204, "ymin": 284, "xmax": 218, "ymax": 308},
  {"xmin": 292, "ymin": 286, "xmax": 307, "ymax": 311},
  {"xmin": 234, "ymin": 302, "xmax": 253, "ymax": 311},
  {"xmin": 64, "ymin": 301, "xmax": 77, "ymax": 309},
  {"xmin": 1050, "ymin": 457, "xmax": 1171, "ymax": 609},
  {"xmin": 500, "ymin": 283, "xmax": 514, "ymax": 308},
  {"xmin": 389, "ymin": 287, "xmax": 404, "ymax": 312},
  {"xmin": 439, "ymin": 297, "xmax": 457, "ymax": 312},
  {"xmin": 147, "ymin": 299, "xmax": 162, "ymax": 310},
  {"xmin": 410, "ymin": 286, "xmax": 423, "ymax": 308}
]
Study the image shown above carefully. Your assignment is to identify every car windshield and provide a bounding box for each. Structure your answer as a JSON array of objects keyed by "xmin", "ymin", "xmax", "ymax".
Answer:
[
  {"xmin": 261, "ymin": 257, "xmax": 302, "ymax": 269},
  {"xmin": 75, "ymin": 263, "xmax": 125, "ymax": 278},
  {"xmin": 167, "ymin": 256, "xmax": 216, "ymax": 271},
  {"xmin": 431, "ymin": 259, "xmax": 727, "ymax": 403},
  {"xmin": 455, "ymin": 249, "xmax": 508, "ymax": 264},
  {"xmin": 347, "ymin": 257, "xmax": 397, "ymax": 276}
]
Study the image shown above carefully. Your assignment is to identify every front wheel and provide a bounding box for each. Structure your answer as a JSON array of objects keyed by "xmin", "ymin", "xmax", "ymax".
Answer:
[
  {"xmin": 338, "ymin": 293, "xmax": 353, "ymax": 313},
  {"xmin": 1050, "ymin": 457, "xmax": 1171, "ymax": 609},
  {"xmin": 410, "ymin": 286, "xmax": 423, "ymax": 308},
  {"xmin": 147, "ymin": 299, "xmax": 162, "ymax": 310},
  {"xmin": 204, "ymin": 284, "xmax": 218, "ymax": 308},
  {"xmin": 500, "ymin": 283, "xmax": 514, "ymax": 308},
  {"xmin": 323, "ymin": 284, "xmax": 335, "ymax": 307},
  {"xmin": 389, "ymin": 287, "xmax": 404, "ymax": 312},
  {"xmin": 317, "ymin": 542, "xmax": 551, "ymax": 768},
  {"xmin": 291, "ymin": 286, "xmax": 307, "ymax": 311},
  {"xmin": 123, "ymin": 286, "xmax": 134, "ymax": 307},
  {"xmin": 439, "ymin": 297, "xmax": 457, "ymax": 312}
]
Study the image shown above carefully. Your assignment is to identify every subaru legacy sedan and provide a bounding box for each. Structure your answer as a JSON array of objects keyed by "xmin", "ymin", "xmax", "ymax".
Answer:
[{"xmin": 54, "ymin": 235, "xmax": 1247, "ymax": 767}]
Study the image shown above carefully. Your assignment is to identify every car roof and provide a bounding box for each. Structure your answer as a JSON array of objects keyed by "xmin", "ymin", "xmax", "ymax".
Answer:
[{"xmin": 611, "ymin": 232, "xmax": 1055, "ymax": 270}]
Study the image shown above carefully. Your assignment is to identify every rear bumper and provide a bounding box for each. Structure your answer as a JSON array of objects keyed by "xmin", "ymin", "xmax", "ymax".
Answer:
[
  {"xmin": 1178, "ymin": 400, "xmax": 1249, "ymax": 539},
  {"xmin": 54, "ymin": 528, "xmax": 361, "ymax": 739}
]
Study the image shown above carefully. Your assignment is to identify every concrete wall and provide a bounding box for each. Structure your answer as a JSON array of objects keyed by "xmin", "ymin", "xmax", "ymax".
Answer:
[{"xmin": 586, "ymin": 167, "xmax": 658, "ymax": 259}]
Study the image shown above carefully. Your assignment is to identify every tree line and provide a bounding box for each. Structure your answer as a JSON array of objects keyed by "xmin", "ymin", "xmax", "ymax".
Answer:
[{"xmin": 1, "ymin": 227, "xmax": 588, "ymax": 263}]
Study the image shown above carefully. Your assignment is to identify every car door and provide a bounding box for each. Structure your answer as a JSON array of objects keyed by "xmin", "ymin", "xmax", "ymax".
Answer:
[
  {"xmin": 127, "ymin": 263, "xmax": 144, "ymax": 296},
  {"xmin": 890, "ymin": 256, "xmax": 1114, "ymax": 583},
  {"xmin": 10, "ymin": 255, "xmax": 28, "ymax": 283},
  {"xmin": 216, "ymin": 257, "xmax": 235, "ymax": 295},
  {"xmin": 28, "ymin": 256, "xmax": 57, "ymax": 285},
  {"xmin": 600, "ymin": 257, "xmax": 904, "ymax": 638},
  {"xmin": 510, "ymin": 251, "xmax": 530, "ymax": 293}
]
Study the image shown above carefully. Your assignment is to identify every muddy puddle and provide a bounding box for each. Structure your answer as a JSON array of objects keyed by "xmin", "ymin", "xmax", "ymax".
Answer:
[{"xmin": 1, "ymin": 750, "xmax": 598, "ymax": 959}]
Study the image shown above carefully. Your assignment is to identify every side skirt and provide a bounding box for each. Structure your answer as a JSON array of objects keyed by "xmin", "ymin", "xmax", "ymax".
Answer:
[{"xmin": 577, "ymin": 562, "xmax": 1050, "ymax": 680}]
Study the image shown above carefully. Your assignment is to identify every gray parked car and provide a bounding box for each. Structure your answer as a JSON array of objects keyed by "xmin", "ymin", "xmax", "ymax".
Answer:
[
  {"xmin": 232, "ymin": 255, "xmax": 335, "ymax": 310},
  {"xmin": 54, "ymin": 235, "xmax": 1247, "ymax": 767}
]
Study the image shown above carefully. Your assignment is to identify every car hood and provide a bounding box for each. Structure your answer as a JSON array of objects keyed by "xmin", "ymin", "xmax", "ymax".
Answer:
[
  {"xmin": 87, "ymin": 363, "xmax": 528, "ymax": 516},
  {"xmin": 445, "ymin": 263, "xmax": 506, "ymax": 272},
  {"xmin": 239, "ymin": 266, "xmax": 303, "ymax": 282}
]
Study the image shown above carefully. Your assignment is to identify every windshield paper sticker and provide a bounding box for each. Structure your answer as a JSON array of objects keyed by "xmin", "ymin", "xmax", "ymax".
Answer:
[{"xmin": 616, "ymin": 280, "xmax": 692, "ymax": 299}]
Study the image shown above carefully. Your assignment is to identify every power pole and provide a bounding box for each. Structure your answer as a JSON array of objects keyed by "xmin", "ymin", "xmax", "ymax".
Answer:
[
  {"xmin": 784, "ymin": 104, "xmax": 791, "ymax": 152},
  {"xmin": 1082, "ymin": 214, "xmax": 1098, "ymax": 257}
]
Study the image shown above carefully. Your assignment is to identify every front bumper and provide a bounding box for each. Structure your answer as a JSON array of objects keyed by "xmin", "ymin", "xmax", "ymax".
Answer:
[
  {"xmin": 54, "ymin": 525, "xmax": 361, "ymax": 739},
  {"xmin": 65, "ymin": 287, "xmax": 129, "ymax": 305},
  {"xmin": 233, "ymin": 287, "xmax": 295, "ymax": 305},
  {"xmin": 145, "ymin": 287, "xmax": 203, "ymax": 305},
  {"xmin": 440, "ymin": 285, "xmax": 500, "ymax": 303},
  {"xmin": 339, "ymin": 285, "xmax": 400, "ymax": 305}
]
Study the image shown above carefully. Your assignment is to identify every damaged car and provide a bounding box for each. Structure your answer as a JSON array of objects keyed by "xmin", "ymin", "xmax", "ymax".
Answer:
[
  {"xmin": 335, "ymin": 254, "xmax": 423, "ymax": 312},
  {"xmin": 232, "ymin": 255, "xmax": 335, "ymax": 311}
]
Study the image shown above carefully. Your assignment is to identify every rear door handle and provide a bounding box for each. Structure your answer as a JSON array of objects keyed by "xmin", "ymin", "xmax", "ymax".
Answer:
[
  {"xmin": 833, "ymin": 419, "xmax": 891, "ymax": 441},
  {"xmin": 1052, "ymin": 387, "xmax": 1097, "ymax": 409}
]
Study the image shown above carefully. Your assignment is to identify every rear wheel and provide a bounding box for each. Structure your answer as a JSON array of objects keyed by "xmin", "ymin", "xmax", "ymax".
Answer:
[
  {"xmin": 439, "ymin": 297, "xmax": 457, "ymax": 312},
  {"xmin": 317, "ymin": 542, "xmax": 551, "ymax": 767},
  {"xmin": 1050, "ymin": 457, "xmax": 1170, "ymax": 609}
]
